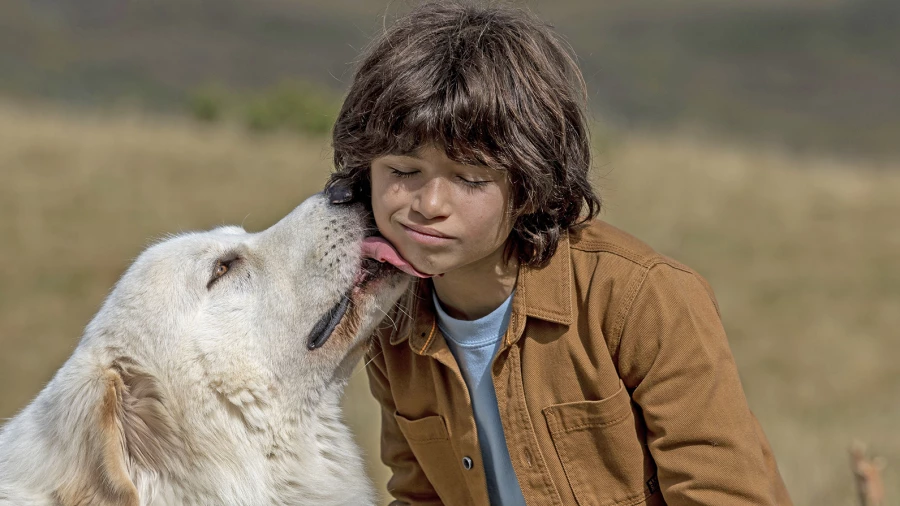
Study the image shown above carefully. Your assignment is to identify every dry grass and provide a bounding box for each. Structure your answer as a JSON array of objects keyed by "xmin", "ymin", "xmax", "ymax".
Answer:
[{"xmin": 1, "ymin": 102, "xmax": 898, "ymax": 505}]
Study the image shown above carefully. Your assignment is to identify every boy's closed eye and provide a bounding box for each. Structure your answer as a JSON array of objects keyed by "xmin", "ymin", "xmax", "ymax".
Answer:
[
  {"xmin": 457, "ymin": 176, "xmax": 491, "ymax": 189},
  {"xmin": 388, "ymin": 166, "xmax": 492, "ymax": 190},
  {"xmin": 388, "ymin": 167, "xmax": 417, "ymax": 178}
]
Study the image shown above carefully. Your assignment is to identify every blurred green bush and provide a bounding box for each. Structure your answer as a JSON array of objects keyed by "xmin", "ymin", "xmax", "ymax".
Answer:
[
  {"xmin": 189, "ymin": 84, "xmax": 232, "ymax": 123},
  {"xmin": 188, "ymin": 80, "xmax": 339, "ymax": 135}
]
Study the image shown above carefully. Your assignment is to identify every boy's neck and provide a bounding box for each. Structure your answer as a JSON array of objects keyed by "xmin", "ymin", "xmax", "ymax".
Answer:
[{"xmin": 431, "ymin": 248, "xmax": 518, "ymax": 321}]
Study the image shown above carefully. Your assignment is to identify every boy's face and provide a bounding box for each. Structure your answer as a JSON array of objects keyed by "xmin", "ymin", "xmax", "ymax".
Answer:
[{"xmin": 370, "ymin": 145, "xmax": 514, "ymax": 277}]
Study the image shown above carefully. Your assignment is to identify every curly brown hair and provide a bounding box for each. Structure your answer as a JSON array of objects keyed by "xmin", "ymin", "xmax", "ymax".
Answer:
[{"xmin": 327, "ymin": 1, "xmax": 601, "ymax": 268}]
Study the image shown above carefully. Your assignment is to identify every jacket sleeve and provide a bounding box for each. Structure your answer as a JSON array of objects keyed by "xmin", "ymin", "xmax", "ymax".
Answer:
[
  {"xmin": 615, "ymin": 262, "xmax": 791, "ymax": 505},
  {"xmin": 365, "ymin": 335, "xmax": 443, "ymax": 506}
]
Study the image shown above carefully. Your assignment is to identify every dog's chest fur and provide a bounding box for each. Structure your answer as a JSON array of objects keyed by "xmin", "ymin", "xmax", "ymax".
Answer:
[{"xmin": 147, "ymin": 379, "xmax": 375, "ymax": 505}]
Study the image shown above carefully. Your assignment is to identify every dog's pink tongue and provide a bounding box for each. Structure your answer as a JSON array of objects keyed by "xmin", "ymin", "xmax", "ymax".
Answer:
[{"xmin": 361, "ymin": 237, "xmax": 432, "ymax": 278}]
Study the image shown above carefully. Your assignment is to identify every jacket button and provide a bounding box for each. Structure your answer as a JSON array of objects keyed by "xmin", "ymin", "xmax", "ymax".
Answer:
[{"xmin": 462, "ymin": 456, "xmax": 473, "ymax": 470}]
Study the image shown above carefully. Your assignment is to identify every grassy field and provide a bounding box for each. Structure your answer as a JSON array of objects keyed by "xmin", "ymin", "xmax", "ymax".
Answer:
[{"xmin": 0, "ymin": 102, "xmax": 898, "ymax": 504}]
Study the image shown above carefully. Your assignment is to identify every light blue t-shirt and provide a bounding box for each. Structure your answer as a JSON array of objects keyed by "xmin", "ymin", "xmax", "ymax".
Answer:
[{"xmin": 433, "ymin": 290, "xmax": 526, "ymax": 506}]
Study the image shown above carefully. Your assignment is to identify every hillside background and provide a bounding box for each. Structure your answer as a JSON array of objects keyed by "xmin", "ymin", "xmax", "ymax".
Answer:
[
  {"xmin": 1, "ymin": 1, "xmax": 898, "ymax": 505},
  {"xmin": 4, "ymin": 0, "xmax": 900, "ymax": 156}
]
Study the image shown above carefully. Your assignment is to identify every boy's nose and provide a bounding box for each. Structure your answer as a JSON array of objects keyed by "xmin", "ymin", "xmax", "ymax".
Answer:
[
  {"xmin": 412, "ymin": 179, "xmax": 450, "ymax": 219},
  {"xmin": 326, "ymin": 183, "xmax": 354, "ymax": 204}
]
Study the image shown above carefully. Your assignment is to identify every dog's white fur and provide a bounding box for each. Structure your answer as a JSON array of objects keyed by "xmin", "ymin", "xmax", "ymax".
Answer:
[{"xmin": 0, "ymin": 195, "xmax": 409, "ymax": 505}]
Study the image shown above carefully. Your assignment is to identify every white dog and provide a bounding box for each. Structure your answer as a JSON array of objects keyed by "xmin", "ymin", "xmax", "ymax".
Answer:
[{"xmin": 0, "ymin": 194, "xmax": 411, "ymax": 505}]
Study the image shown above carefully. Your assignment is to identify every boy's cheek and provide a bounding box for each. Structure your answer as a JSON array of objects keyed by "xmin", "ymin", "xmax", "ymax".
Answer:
[{"xmin": 371, "ymin": 208, "xmax": 397, "ymax": 243}]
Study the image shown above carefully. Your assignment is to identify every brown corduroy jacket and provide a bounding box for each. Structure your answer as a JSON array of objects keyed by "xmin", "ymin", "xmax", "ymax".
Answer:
[{"xmin": 366, "ymin": 219, "xmax": 792, "ymax": 506}]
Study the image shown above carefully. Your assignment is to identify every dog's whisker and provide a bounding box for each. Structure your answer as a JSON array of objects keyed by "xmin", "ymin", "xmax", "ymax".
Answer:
[
  {"xmin": 359, "ymin": 349, "xmax": 384, "ymax": 373},
  {"xmin": 395, "ymin": 304, "xmax": 414, "ymax": 321},
  {"xmin": 375, "ymin": 307, "xmax": 398, "ymax": 329}
]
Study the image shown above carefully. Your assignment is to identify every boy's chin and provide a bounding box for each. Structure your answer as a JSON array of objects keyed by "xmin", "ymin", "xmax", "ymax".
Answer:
[
  {"xmin": 409, "ymin": 260, "xmax": 449, "ymax": 279},
  {"xmin": 398, "ymin": 251, "xmax": 447, "ymax": 277}
]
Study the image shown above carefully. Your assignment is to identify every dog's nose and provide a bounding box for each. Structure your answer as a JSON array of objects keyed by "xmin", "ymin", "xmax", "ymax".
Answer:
[{"xmin": 326, "ymin": 183, "xmax": 354, "ymax": 205}]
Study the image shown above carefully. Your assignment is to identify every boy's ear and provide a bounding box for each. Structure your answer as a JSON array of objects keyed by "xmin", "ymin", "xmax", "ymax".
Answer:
[{"xmin": 53, "ymin": 359, "xmax": 180, "ymax": 506}]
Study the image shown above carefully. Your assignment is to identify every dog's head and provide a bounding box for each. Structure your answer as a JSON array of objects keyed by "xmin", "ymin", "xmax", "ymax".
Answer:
[
  {"xmin": 96, "ymin": 192, "xmax": 408, "ymax": 398},
  {"xmin": 17, "ymin": 194, "xmax": 409, "ymax": 504}
]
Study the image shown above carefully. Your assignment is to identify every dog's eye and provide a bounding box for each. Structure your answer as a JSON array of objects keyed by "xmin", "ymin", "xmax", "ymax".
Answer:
[
  {"xmin": 207, "ymin": 257, "xmax": 239, "ymax": 289},
  {"xmin": 214, "ymin": 263, "xmax": 229, "ymax": 278}
]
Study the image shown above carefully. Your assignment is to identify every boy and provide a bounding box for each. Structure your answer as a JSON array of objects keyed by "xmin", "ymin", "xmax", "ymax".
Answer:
[{"xmin": 326, "ymin": 2, "xmax": 791, "ymax": 504}]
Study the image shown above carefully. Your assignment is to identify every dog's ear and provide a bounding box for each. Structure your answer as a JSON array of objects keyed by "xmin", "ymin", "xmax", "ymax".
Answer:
[
  {"xmin": 53, "ymin": 359, "xmax": 180, "ymax": 506},
  {"xmin": 113, "ymin": 359, "xmax": 181, "ymax": 470}
]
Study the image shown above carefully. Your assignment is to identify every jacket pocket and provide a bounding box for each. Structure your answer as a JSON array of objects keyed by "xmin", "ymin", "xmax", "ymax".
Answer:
[
  {"xmin": 543, "ymin": 381, "xmax": 658, "ymax": 506},
  {"xmin": 393, "ymin": 413, "xmax": 472, "ymax": 505}
]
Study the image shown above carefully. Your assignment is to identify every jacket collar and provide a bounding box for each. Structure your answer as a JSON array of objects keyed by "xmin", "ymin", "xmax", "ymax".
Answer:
[
  {"xmin": 518, "ymin": 230, "xmax": 573, "ymax": 326},
  {"xmin": 391, "ymin": 231, "xmax": 574, "ymax": 354}
]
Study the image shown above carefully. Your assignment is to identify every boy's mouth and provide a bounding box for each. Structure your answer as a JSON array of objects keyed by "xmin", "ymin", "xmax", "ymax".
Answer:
[{"xmin": 361, "ymin": 236, "xmax": 432, "ymax": 278}]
